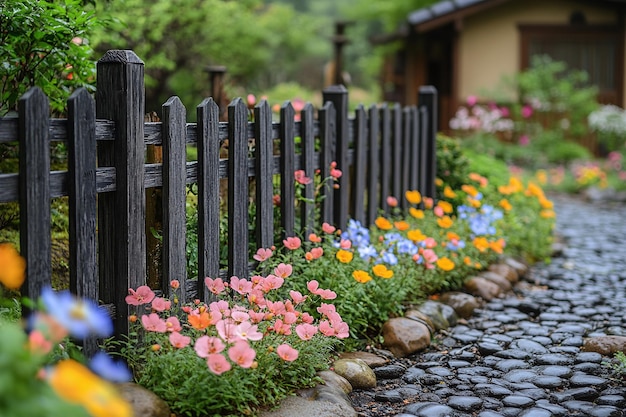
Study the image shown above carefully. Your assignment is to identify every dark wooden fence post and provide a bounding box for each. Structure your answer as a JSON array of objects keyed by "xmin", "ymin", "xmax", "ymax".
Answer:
[
  {"xmin": 300, "ymin": 103, "xmax": 316, "ymax": 237},
  {"xmin": 391, "ymin": 103, "xmax": 402, "ymax": 208},
  {"xmin": 279, "ymin": 102, "xmax": 296, "ymax": 238},
  {"xmin": 352, "ymin": 105, "xmax": 367, "ymax": 224},
  {"xmin": 162, "ymin": 96, "xmax": 187, "ymax": 299},
  {"xmin": 197, "ymin": 98, "xmax": 221, "ymax": 302},
  {"xmin": 366, "ymin": 104, "xmax": 380, "ymax": 226},
  {"xmin": 379, "ymin": 104, "xmax": 391, "ymax": 215},
  {"xmin": 96, "ymin": 50, "xmax": 146, "ymax": 336},
  {"xmin": 18, "ymin": 87, "xmax": 51, "ymax": 302},
  {"xmin": 418, "ymin": 86, "xmax": 438, "ymax": 199},
  {"xmin": 318, "ymin": 101, "xmax": 335, "ymax": 226},
  {"xmin": 322, "ymin": 85, "xmax": 349, "ymax": 230},
  {"xmin": 254, "ymin": 100, "xmax": 274, "ymax": 250},
  {"xmin": 227, "ymin": 98, "xmax": 249, "ymax": 279}
]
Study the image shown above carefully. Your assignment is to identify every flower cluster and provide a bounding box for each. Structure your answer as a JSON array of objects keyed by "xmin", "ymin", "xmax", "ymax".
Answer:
[
  {"xmin": 449, "ymin": 96, "xmax": 514, "ymax": 134},
  {"xmin": 126, "ymin": 269, "xmax": 348, "ymax": 376}
]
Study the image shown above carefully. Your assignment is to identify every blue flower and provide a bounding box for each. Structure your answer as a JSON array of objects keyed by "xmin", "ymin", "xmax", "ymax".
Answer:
[
  {"xmin": 89, "ymin": 351, "xmax": 132, "ymax": 382},
  {"xmin": 396, "ymin": 239, "xmax": 419, "ymax": 255},
  {"xmin": 41, "ymin": 286, "xmax": 113, "ymax": 339},
  {"xmin": 358, "ymin": 245, "xmax": 378, "ymax": 262},
  {"xmin": 380, "ymin": 252, "xmax": 398, "ymax": 266}
]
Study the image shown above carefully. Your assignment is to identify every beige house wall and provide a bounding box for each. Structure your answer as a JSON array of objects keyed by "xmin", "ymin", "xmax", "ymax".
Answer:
[{"xmin": 458, "ymin": 0, "xmax": 621, "ymax": 105}]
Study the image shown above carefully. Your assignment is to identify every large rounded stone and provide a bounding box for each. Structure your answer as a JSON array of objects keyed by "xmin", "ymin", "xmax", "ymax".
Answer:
[
  {"xmin": 504, "ymin": 257, "xmax": 528, "ymax": 277},
  {"xmin": 318, "ymin": 370, "xmax": 353, "ymax": 394},
  {"xmin": 489, "ymin": 263, "xmax": 519, "ymax": 283},
  {"xmin": 478, "ymin": 271, "xmax": 512, "ymax": 292},
  {"xmin": 338, "ymin": 351, "xmax": 389, "ymax": 369},
  {"xmin": 582, "ymin": 336, "xmax": 626, "ymax": 355},
  {"xmin": 117, "ymin": 382, "xmax": 171, "ymax": 417},
  {"xmin": 464, "ymin": 276, "xmax": 503, "ymax": 301},
  {"xmin": 416, "ymin": 300, "xmax": 458, "ymax": 331},
  {"xmin": 382, "ymin": 317, "xmax": 431, "ymax": 357},
  {"xmin": 332, "ymin": 359, "xmax": 376, "ymax": 389},
  {"xmin": 439, "ymin": 291, "xmax": 481, "ymax": 319},
  {"xmin": 405, "ymin": 309, "xmax": 436, "ymax": 335}
]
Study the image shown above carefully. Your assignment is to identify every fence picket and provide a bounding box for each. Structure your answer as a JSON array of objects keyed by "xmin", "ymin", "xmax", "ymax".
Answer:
[
  {"xmin": 409, "ymin": 106, "xmax": 419, "ymax": 191},
  {"xmin": 401, "ymin": 107, "xmax": 412, "ymax": 206},
  {"xmin": 367, "ymin": 104, "xmax": 380, "ymax": 226},
  {"xmin": 391, "ymin": 103, "xmax": 402, "ymax": 209},
  {"xmin": 254, "ymin": 100, "xmax": 274, "ymax": 251},
  {"xmin": 419, "ymin": 86, "xmax": 438, "ymax": 199},
  {"xmin": 352, "ymin": 105, "xmax": 367, "ymax": 224},
  {"xmin": 379, "ymin": 104, "xmax": 391, "ymax": 215},
  {"xmin": 227, "ymin": 98, "xmax": 250, "ymax": 279},
  {"xmin": 18, "ymin": 87, "xmax": 51, "ymax": 301},
  {"xmin": 318, "ymin": 101, "xmax": 335, "ymax": 226},
  {"xmin": 300, "ymin": 103, "xmax": 315, "ymax": 236},
  {"xmin": 279, "ymin": 102, "xmax": 296, "ymax": 238},
  {"xmin": 197, "ymin": 98, "xmax": 221, "ymax": 302},
  {"xmin": 162, "ymin": 97, "xmax": 188, "ymax": 299}
]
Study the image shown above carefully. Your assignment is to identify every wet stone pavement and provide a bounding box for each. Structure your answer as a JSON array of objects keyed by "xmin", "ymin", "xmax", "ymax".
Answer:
[{"xmin": 350, "ymin": 194, "xmax": 626, "ymax": 417}]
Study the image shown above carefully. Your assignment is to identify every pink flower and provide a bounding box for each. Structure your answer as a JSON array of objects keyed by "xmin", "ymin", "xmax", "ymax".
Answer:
[
  {"xmin": 141, "ymin": 313, "xmax": 167, "ymax": 333},
  {"xmin": 294, "ymin": 170, "xmax": 312, "ymax": 185},
  {"xmin": 247, "ymin": 94, "xmax": 256, "ymax": 107},
  {"xmin": 210, "ymin": 300, "xmax": 230, "ymax": 316},
  {"xmin": 386, "ymin": 196, "xmax": 398, "ymax": 207},
  {"xmin": 319, "ymin": 320, "xmax": 334, "ymax": 337},
  {"xmin": 165, "ymin": 316, "xmax": 182, "ymax": 332},
  {"xmin": 300, "ymin": 312, "xmax": 314, "ymax": 324},
  {"xmin": 289, "ymin": 290, "xmax": 307, "ymax": 304},
  {"xmin": 170, "ymin": 280, "xmax": 180, "ymax": 289},
  {"xmin": 207, "ymin": 353, "xmax": 231, "ymax": 375},
  {"xmin": 266, "ymin": 300, "xmax": 286, "ymax": 316},
  {"xmin": 274, "ymin": 263, "xmax": 293, "ymax": 278},
  {"xmin": 235, "ymin": 321, "xmax": 263, "ymax": 341},
  {"xmin": 307, "ymin": 280, "xmax": 321, "ymax": 295},
  {"xmin": 500, "ymin": 106, "xmax": 510, "ymax": 117},
  {"xmin": 423, "ymin": 237, "xmax": 438, "ymax": 248},
  {"xmin": 253, "ymin": 248, "xmax": 273, "ymax": 262},
  {"xmin": 296, "ymin": 323, "xmax": 318, "ymax": 340},
  {"xmin": 195, "ymin": 335, "xmax": 225, "ymax": 358},
  {"xmin": 521, "ymin": 105, "xmax": 533, "ymax": 119},
  {"xmin": 151, "ymin": 297, "xmax": 171, "ymax": 312},
  {"xmin": 230, "ymin": 276, "xmax": 253, "ymax": 295},
  {"xmin": 216, "ymin": 319, "xmax": 238, "ymax": 342},
  {"xmin": 125, "ymin": 286, "xmax": 155, "ymax": 306},
  {"xmin": 340, "ymin": 239, "xmax": 352, "ymax": 249},
  {"xmin": 272, "ymin": 319, "xmax": 292, "ymax": 335},
  {"xmin": 204, "ymin": 277, "xmax": 226, "ymax": 295},
  {"xmin": 228, "ymin": 340, "xmax": 256, "ymax": 368},
  {"xmin": 283, "ymin": 237, "xmax": 301, "ymax": 250},
  {"xmin": 317, "ymin": 303, "xmax": 336, "ymax": 317},
  {"xmin": 330, "ymin": 167, "xmax": 342, "ymax": 179},
  {"xmin": 231, "ymin": 310, "xmax": 250, "ymax": 323},
  {"xmin": 276, "ymin": 344, "xmax": 299, "ymax": 362},
  {"xmin": 169, "ymin": 331, "xmax": 191, "ymax": 349},
  {"xmin": 433, "ymin": 206, "xmax": 444, "ymax": 217},
  {"xmin": 248, "ymin": 310, "xmax": 266, "ymax": 323},
  {"xmin": 260, "ymin": 274, "xmax": 284, "ymax": 292},
  {"xmin": 466, "ymin": 95, "xmax": 478, "ymax": 106},
  {"xmin": 309, "ymin": 247, "xmax": 324, "ymax": 259},
  {"xmin": 322, "ymin": 223, "xmax": 336, "ymax": 234},
  {"xmin": 283, "ymin": 312, "xmax": 297, "ymax": 325},
  {"xmin": 319, "ymin": 288, "xmax": 337, "ymax": 300},
  {"xmin": 519, "ymin": 134, "xmax": 530, "ymax": 146}
]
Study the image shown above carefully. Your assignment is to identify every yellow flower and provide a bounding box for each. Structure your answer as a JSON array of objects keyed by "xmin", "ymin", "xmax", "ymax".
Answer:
[
  {"xmin": 498, "ymin": 177, "xmax": 524, "ymax": 195},
  {"xmin": 436, "ymin": 257, "xmax": 455, "ymax": 271},
  {"xmin": 463, "ymin": 256, "xmax": 472, "ymax": 266},
  {"xmin": 0, "ymin": 243, "xmax": 26, "ymax": 290},
  {"xmin": 47, "ymin": 360, "xmax": 132, "ymax": 417},
  {"xmin": 539, "ymin": 197, "xmax": 553, "ymax": 209},
  {"xmin": 394, "ymin": 221, "xmax": 409, "ymax": 231},
  {"xmin": 540, "ymin": 209, "xmax": 556, "ymax": 219},
  {"xmin": 405, "ymin": 190, "xmax": 421, "ymax": 205},
  {"xmin": 336, "ymin": 249, "xmax": 354, "ymax": 263},
  {"xmin": 499, "ymin": 198, "xmax": 512, "ymax": 211},
  {"xmin": 525, "ymin": 181, "xmax": 545, "ymax": 199},
  {"xmin": 407, "ymin": 229, "xmax": 427, "ymax": 242},
  {"xmin": 461, "ymin": 184, "xmax": 478, "ymax": 197},
  {"xmin": 352, "ymin": 270, "xmax": 372, "ymax": 283},
  {"xmin": 437, "ymin": 200, "xmax": 453, "ymax": 214},
  {"xmin": 473, "ymin": 237, "xmax": 490, "ymax": 252},
  {"xmin": 435, "ymin": 178, "xmax": 443, "ymax": 186},
  {"xmin": 469, "ymin": 198, "xmax": 481, "ymax": 208},
  {"xmin": 436, "ymin": 216, "xmax": 454, "ymax": 229},
  {"xmin": 375, "ymin": 216, "xmax": 393, "ymax": 230},
  {"xmin": 409, "ymin": 208, "xmax": 424, "ymax": 219},
  {"xmin": 372, "ymin": 264, "xmax": 394, "ymax": 279},
  {"xmin": 443, "ymin": 186, "xmax": 456, "ymax": 199},
  {"xmin": 535, "ymin": 169, "xmax": 548, "ymax": 185}
]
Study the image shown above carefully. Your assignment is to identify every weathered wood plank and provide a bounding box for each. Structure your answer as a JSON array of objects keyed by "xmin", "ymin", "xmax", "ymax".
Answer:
[
  {"xmin": 18, "ymin": 87, "xmax": 51, "ymax": 301},
  {"xmin": 279, "ymin": 102, "xmax": 296, "ymax": 238},
  {"xmin": 254, "ymin": 100, "xmax": 274, "ymax": 250},
  {"xmin": 419, "ymin": 86, "xmax": 438, "ymax": 199},
  {"xmin": 318, "ymin": 102, "xmax": 335, "ymax": 226},
  {"xmin": 96, "ymin": 49, "xmax": 146, "ymax": 337},
  {"xmin": 409, "ymin": 106, "xmax": 419, "ymax": 191},
  {"xmin": 197, "ymin": 98, "xmax": 221, "ymax": 303},
  {"xmin": 391, "ymin": 103, "xmax": 402, "ymax": 207},
  {"xmin": 0, "ymin": 117, "xmax": 115, "ymax": 143},
  {"xmin": 367, "ymin": 104, "xmax": 380, "ymax": 226},
  {"xmin": 352, "ymin": 105, "xmax": 367, "ymax": 224},
  {"xmin": 228, "ymin": 98, "xmax": 250, "ymax": 279},
  {"xmin": 67, "ymin": 87, "xmax": 98, "ymax": 356},
  {"xmin": 379, "ymin": 104, "xmax": 391, "ymax": 215},
  {"xmin": 322, "ymin": 85, "xmax": 349, "ymax": 230},
  {"xmin": 162, "ymin": 96, "xmax": 188, "ymax": 300},
  {"xmin": 401, "ymin": 107, "xmax": 412, "ymax": 210},
  {"xmin": 300, "ymin": 103, "xmax": 315, "ymax": 236}
]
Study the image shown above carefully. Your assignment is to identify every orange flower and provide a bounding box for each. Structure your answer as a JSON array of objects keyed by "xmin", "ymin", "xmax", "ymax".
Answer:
[
  {"xmin": 463, "ymin": 256, "xmax": 472, "ymax": 266},
  {"xmin": 407, "ymin": 229, "xmax": 427, "ymax": 242},
  {"xmin": 461, "ymin": 184, "xmax": 479, "ymax": 197},
  {"xmin": 436, "ymin": 257, "xmax": 455, "ymax": 271},
  {"xmin": 539, "ymin": 197, "xmax": 553, "ymax": 209},
  {"xmin": 489, "ymin": 238, "xmax": 505, "ymax": 254},
  {"xmin": 525, "ymin": 181, "xmax": 545, "ymax": 199},
  {"xmin": 473, "ymin": 237, "xmax": 490, "ymax": 252},
  {"xmin": 540, "ymin": 209, "xmax": 555, "ymax": 218},
  {"xmin": 499, "ymin": 198, "xmax": 512, "ymax": 211},
  {"xmin": 352, "ymin": 270, "xmax": 372, "ymax": 283},
  {"xmin": 443, "ymin": 186, "xmax": 456, "ymax": 199},
  {"xmin": 405, "ymin": 190, "xmax": 422, "ymax": 205},
  {"xmin": 423, "ymin": 197, "xmax": 434, "ymax": 209},
  {"xmin": 437, "ymin": 200, "xmax": 453, "ymax": 214},
  {"xmin": 409, "ymin": 208, "xmax": 424, "ymax": 219},
  {"xmin": 469, "ymin": 172, "xmax": 488, "ymax": 187},
  {"xmin": 336, "ymin": 250, "xmax": 353, "ymax": 263},
  {"xmin": 394, "ymin": 220, "xmax": 409, "ymax": 231},
  {"xmin": 435, "ymin": 178, "xmax": 443, "ymax": 186},
  {"xmin": 308, "ymin": 233, "xmax": 322, "ymax": 243},
  {"xmin": 0, "ymin": 243, "xmax": 26, "ymax": 289},
  {"xmin": 372, "ymin": 264, "xmax": 393, "ymax": 279},
  {"xmin": 375, "ymin": 217, "xmax": 393, "ymax": 230},
  {"xmin": 188, "ymin": 311, "xmax": 211, "ymax": 330},
  {"xmin": 447, "ymin": 231, "xmax": 460, "ymax": 241},
  {"xmin": 436, "ymin": 216, "xmax": 454, "ymax": 229}
]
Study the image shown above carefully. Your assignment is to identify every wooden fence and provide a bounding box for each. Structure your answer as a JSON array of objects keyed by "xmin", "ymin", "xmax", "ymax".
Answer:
[{"xmin": 0, "ymin": 50, "xmax": 438, "ymax": 338}]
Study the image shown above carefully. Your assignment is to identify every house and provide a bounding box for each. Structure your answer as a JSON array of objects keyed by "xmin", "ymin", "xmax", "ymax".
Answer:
[{"xmin": 375, "ymin": 0, "xmax": 626, "ymax": 132}]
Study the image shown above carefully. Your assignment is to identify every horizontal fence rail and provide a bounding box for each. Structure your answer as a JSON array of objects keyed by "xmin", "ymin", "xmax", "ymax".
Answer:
[{"xmin": 0, "ymin": 49, "xmax": 438, "ymax": 339}]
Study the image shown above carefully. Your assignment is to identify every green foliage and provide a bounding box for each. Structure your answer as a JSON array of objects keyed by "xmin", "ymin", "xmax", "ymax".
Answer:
[
  {"xmin": 0, "ymin": 0, "xmax": 99, "ymax": 116},
  {"xmin": 436, "ymin": 134, "xmax": 470, "ymax": 193}
]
